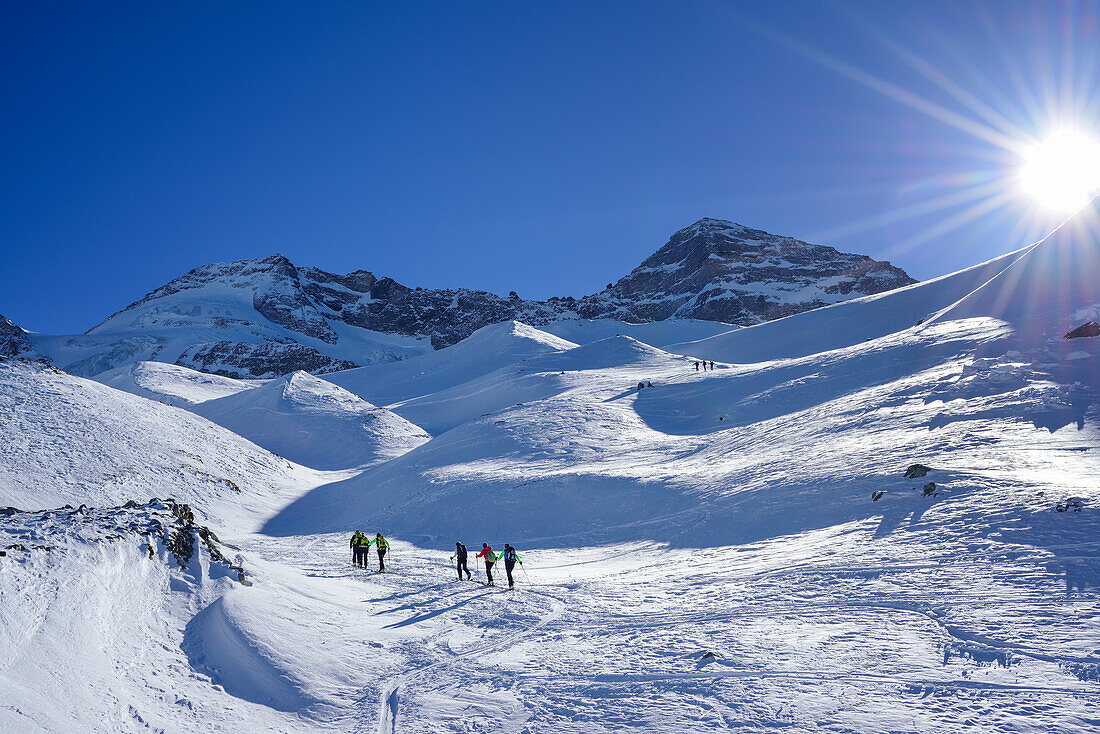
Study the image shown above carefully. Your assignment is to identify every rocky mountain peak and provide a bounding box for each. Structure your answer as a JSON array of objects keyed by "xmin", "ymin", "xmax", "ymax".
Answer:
[{"xmin": 589, "ymin": 219, "xmax": 916, "ymax": 324}]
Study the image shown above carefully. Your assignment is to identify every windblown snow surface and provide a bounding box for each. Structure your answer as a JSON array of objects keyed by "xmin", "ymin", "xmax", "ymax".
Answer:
[
  {"xmin": 191, "ymin": 371, "xmax": 431, "ymax": 470},
  {"xmin": 95, "ymin": 360, "xmax": 262, "ymax": 407},
  {"xmin": 2, "ymin": 222, "xmax": 1100, "ymax": 733}
]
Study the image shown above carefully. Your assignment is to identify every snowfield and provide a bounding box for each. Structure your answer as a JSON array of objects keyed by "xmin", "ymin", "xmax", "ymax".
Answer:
[
  {"xmin": 95, "ymin": 360, "xmax": 262, "ymax": 407},
  {"xmin": 191, "ymin": 371, "xmax": 431, "ymax": 470},
  {"xmin": 1, "ymin": 221, "xmax": 1098, "ymax": 732}
]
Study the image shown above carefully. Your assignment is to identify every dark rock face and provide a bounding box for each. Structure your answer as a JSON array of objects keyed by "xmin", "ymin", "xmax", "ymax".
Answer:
[
  {"xmin": 176, "ymin": 341, "xmax": 359, "ymax": 379},
  {"xmin": 86, "ymin": 218, "xmax": 915, "ymax": 376},
  {"xmin": 904, "ymin": 464, "xmax": 932, "ymax": 479},
  {"xmin": 0, "ymin": 314, "xmax": 46, "ymax": 361},
  {"xmin": 290, "ymin": 219, "xmax": 914, "ymax": 349},
  {"xmin": 1065, "ymin": 321, "xmax": 1100, "ymax": 339}
]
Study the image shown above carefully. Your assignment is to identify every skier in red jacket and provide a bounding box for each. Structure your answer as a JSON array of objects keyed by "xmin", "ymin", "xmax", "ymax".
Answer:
[{"xmin": 476, "ymin": 543, "xmax": 495, "ymax": 586}]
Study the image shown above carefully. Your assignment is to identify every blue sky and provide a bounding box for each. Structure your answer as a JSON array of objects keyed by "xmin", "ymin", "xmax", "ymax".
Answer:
[{"xmin": 3, "ymin": 1, "xmax": 1098, "ymax": 333}]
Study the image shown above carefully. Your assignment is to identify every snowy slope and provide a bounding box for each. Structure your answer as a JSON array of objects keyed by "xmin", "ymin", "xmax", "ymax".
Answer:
[
  {"xmin": 326, "ymin": 321, "xmax": 577, "ymax": 411},
  {"xmin": 95, "ymin": 360, "xmax": 260, "ymax": 406},
  {"xmin": 667, "ymin": 245, "xmax": 1031, "ymax": 363},
  {"xmin": 0, "ymin": 360, "xmax": 313, "ymax": 528},
  {"xmin": 191, "ymin": 371, "xmax": 430, "ymax": 470},
  {"xmin": 538, "ymin": 317, "xmax": 736, "ymax": 347},
  {"xmin": 249, "ymin": 223, "xmax": 1099, "ymax": 731}
]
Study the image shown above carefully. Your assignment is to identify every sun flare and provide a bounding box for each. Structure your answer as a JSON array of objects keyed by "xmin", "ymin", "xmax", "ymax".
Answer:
[{"xmin": 1018, "ymin": 129, "xmax": 1100, "ymax": 213}]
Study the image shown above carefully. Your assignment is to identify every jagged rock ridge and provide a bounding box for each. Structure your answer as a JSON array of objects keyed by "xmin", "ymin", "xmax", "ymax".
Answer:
[{"xmin": 0, "ymin": 314, "xmax": 47, "ymax": 362}]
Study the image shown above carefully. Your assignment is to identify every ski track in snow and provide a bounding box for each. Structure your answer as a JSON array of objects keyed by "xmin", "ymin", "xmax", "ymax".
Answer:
[{"xmin": 227, "ymin": 522, "xmax": 1100, "ymax": 732}]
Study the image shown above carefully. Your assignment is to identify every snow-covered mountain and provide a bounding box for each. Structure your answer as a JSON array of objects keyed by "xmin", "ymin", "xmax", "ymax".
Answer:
[
  {"xmin": 24, "ymin": 219, "xmax": 911, "ymax": 378},
  {"xmin": 3, "ymin": 218, "xmax": 1097, "ymax": 733},
  {"xmin": 286, "ymin": 222, "xmax": 1093, "ymax": 545}
]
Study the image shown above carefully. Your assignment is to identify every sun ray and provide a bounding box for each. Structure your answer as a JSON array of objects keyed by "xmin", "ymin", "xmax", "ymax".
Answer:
[
  {"xmin": 729, "ymin": 11, "xmax": 1022, "ymax": 151},
  {"xmin": 972, "ymin": 2, "xmax": 1047, "ymax": 139},
  {"xmin": 809, "ymin": 177, "xmax": 1011, "ymax": 242},
  {"xmin": 828, "ymin": 3, "xmax": 1032, "ymax": 142},
  {"xmin": 890, "ymin": 188, "xmax": 1019, "ymax": 253}
]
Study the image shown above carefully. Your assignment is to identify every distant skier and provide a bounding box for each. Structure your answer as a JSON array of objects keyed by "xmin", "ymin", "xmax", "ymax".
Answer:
[
  {"xmin": 451, "ymin": 541, "xmax": 472, "ymax": 580},
  {"xmin": 366, "ymin": 533, "xmax": 390, "ymax": 573},
  {"xmin": 500, "ymin": 543, "xmax": 522, "ymax": 589},
  {"xmin": 476, "ymin": 543, "xmax": 495, "ymax": 585},
  {"xmin": 693, "ymin": 361, "xmax": 700, "ymax": 371},
  {"xmin": 350, "ymin": 530, "xmax": 364, "ymax": 567},
  {"xmin": 709, "ymin": 361, "xmax": 715, "ymax": 370}
]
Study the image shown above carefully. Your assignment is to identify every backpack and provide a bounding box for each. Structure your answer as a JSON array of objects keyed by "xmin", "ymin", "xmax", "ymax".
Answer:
[{"xmin": 456, "ymin": 543, "xmax": 467, "ymax": 556}]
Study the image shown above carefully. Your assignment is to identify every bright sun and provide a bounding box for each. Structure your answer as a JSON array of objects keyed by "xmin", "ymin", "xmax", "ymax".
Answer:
[{"xmin": 1018, "ymin": 129, "xmax": 1100, "ymax": 213}]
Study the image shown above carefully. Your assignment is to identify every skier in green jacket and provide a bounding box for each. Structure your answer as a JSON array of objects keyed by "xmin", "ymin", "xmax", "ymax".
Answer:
[{"xmin": 365, "ymin": 533, "xmax": 390, "ymax": 573}]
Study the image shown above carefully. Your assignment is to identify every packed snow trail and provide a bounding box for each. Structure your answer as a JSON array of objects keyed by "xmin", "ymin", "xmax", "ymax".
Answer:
[{"xmin": 213, "ymin": 520, "xmax": 1100, "ymax": 732}]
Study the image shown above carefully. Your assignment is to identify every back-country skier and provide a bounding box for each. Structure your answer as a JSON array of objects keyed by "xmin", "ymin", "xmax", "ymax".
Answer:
[
  {"xmin": 500, "ymin": 543, "xmax": 522, "ymax": 589},
  {"xmin": 366, "ymin": 532, "xmax": 390, "ymax": 573},
  {"xmin": 476, "ymin": 543, "xmax": 495, "ymax": 585},
  {"xmin": 350, "ymin": 530, "xmax": 364, "ymax": 567},
  {"xmin": 451, "ymin": 541, "xmax": 472, "ymax": 580}
]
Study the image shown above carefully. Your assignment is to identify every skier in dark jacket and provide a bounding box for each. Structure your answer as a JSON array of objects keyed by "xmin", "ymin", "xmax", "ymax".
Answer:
[
  {"xmin": 451, "ymin": 541, "xmax": 471, "ymax": 580},
  {"xmin": 500, "ymin": 543, "xmax": 522, "ymax": 588},
  {"xmin": 476, "ymin": 543, "xmax": 495, "ymax": 585},
  {"xmin": 351, "ymin": 530, "xmax": 367, "ymax": 567}
]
